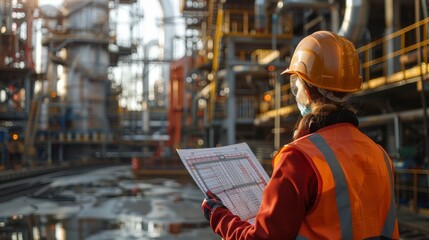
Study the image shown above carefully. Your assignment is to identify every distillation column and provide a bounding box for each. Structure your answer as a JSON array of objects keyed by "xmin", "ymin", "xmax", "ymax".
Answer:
[{"xmin": 63, "ymin": 0, "xmax": 110, "ymax": 132}]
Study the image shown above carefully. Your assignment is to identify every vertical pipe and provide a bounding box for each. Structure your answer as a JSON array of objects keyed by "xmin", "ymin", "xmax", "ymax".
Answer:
[
  {"xmin": 244, "ymin": 11, "xmax": 249, "ymax": 34},
  {"xmin": 413, "ymin": 172, "xmax": 418, "ymax": 213},
  {"xmin": 329, "ymin": 1, "xmax": 339, "ymax": 33},
  {"xmin": 159, "ymin": 0, "xmax": 177, "ymax": 122},
  {"xmin": 25, "ymin": 73, "xmax": 31, "ymax": 113},
  {"xmin": 393, "ymin": 114, "xmax": 401, "ymax": 154},
  {"xmin": 226, "ymin": 38, "xmax": 236, "ymax": 145},
  {"xmin": 255, "ymin": 0, "xmax": 266, "ymax": 32},
  {"xmin": 208, "ymin": 126, "xmax": 214, "ymax": 147},
  {"xmin": 59, "ymin": 143, "xmax": 63, "ymax": 163},
  {"xmin": 5, "ymin": 0, "xmax": 12, "ymax": 31},
  {"xmin": 385, "ymin": 0, "xmax": 394, "ymax": 77},
  {"xmin": 142, "ymin": 58, "xmax": 150, "ymax": 134},
  {"xmin": 416, "ymin": 0, "xmax": 429, "ymax": 166},
  {"xmin": 272, "ymin": 13, "xmax": 280, "ymax": 151},
  {"xmin": 421, "ymin": 0, "xmax": 428, "ymax": 19},
  {"xmin": 142, "ymin": 40, "xmax": 158, "ymax": 134},
  {"xmin": 47, "ymin": 141, "xmax": 52, "ymax": 164},
  {"xmin": 25, "ymin": 0, "xmax": 34, "ymax": 69}
]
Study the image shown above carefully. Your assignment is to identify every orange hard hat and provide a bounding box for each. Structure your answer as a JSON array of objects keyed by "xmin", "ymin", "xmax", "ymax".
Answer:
[{"xmin": 282, "ymin": 31, "xmax": 362, "ymax": 93}]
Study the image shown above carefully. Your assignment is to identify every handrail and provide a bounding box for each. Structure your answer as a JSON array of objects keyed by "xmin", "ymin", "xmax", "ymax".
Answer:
[
  {"xmin": 222, "ymin": 9, "xmax": 292, "ymax": 38},
  {"xmin": 357, "ymin": 17, "xmax": 429, "ymax": 85},
  {"xmin": 394, "ymin": 168, "xmax": 429, "ymax": 214},
  {"xmin": 357, "ymin": 18, "xmax": 429, "ymax": 50},
  {"xmin": 256, "ymin": 17, "xmax": 429, "ymax": 122},
  {"xmin": 261, "ymin": 160, "xmax": 429, "ymax": 215},
  {"xmin": 206, "ymin": 8, "xmax": 293, "ymax": 123},
  {"xmin": 223, "ymin": 9, "xmax": 251, "ymax": 34}
]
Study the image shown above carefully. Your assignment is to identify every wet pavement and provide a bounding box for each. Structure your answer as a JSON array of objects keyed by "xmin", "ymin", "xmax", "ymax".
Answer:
[
  {"xmin": 0, "ymin": 165, "xmax": 220, "ymax": 239},
  {"xmin": 2, "ymin": 165, "xmax": 428, "ymax": 239}
]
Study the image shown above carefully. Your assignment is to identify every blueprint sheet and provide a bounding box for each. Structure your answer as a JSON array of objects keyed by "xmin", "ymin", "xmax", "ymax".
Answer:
[{"xmin": 177, "ymin": 142, "xmax": 270, "ymax": 223}]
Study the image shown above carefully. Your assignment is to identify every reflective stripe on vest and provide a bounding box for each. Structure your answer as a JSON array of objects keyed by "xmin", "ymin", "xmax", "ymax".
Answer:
[
  {"xmin": 380, "ymin": 150, "xmax": 397, "ymax": 238},
  {"xmin": 296, "ymin": 133, "xmax": 397, "ymax": 239},
  {"xmin": 308, "ymin": 134, "xmax": 353, "ymax": 239}
]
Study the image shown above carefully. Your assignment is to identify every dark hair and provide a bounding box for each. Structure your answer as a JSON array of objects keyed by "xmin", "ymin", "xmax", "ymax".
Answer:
[{"xmin": 293, "ymin": 84, "xmax": 357, "ymax": 140}]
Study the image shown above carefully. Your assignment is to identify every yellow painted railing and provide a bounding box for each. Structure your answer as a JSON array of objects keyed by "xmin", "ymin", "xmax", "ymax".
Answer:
[
  {"xmin": 223, "ymin": 9, "xmax": 250, "ymax": 34},
  {"xmin": 207, "ymin": 9, "xmax": 293, "ymax": 123},
  {"xmin": 395, "ymin": 169, "xmax": 429, "ymax": 215},
  {"xmin": 222, "ymin": 9, "xmax": 293, "ymax": 38},
  {"xmin": 357, "ymin": 17, "xmax": 429, "ymax": 90},
  {"xmin": 208, "ymin": 9, "xmax": 224, "ymax": 122},
  {"xmin": 262, "ymin": 160, "xmax": 429, "ymax": 215},
  {"xmin": 257, "ymin": 17, "xmax": 429, "ymax": 122}
]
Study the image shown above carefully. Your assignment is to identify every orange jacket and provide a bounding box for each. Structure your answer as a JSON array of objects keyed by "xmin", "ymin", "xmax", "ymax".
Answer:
[
  {"xmin": 211, "ymin": 123, "xmax": 399, "ymax": 239},
  {"xmin": 275, "ymin": 123, "xmax": 399, "ymax": 239}
]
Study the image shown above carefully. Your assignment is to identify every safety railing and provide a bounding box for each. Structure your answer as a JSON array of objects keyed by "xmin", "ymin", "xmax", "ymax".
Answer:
[
  {"xmin": 222, "ymin": 9, "xmax": 293, "ymax": 38},
  {"xmin": 395, "ymin": 168, "xmax": 429, "ymax": 215},
  {"xmin": 256, "ymin": 17, "xmax": 429, "ymax": 122},
  {"xmin": 357, "ymin": 17, "xmax": 429, "ymax": 90},
  {"xmin": 261, "ymin": 160, "xmax": 429, "ymax": 215},
  {"xmin": 223, "ymin": 9, "xmax": 251, "ymax": 35},
  {"xmin": 207, "ymin": 8, "xmax": 294, "ymax": 123}
]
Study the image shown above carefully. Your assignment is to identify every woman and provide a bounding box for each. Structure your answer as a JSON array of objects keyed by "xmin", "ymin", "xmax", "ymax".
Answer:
[{"xmin": 202, "ymin": 31, "xmax": 399, "ymax": 239}]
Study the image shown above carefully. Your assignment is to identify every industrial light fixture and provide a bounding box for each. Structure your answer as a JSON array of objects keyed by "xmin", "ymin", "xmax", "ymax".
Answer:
[{"xmin": 12, "ymin": 133, "xmax": 19, "ymax": 141}]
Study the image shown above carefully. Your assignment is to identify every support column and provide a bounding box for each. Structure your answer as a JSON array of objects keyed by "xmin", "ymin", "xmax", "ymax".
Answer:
[
  {"xmin": 330, "ymin": 1, "xmax": 340, "ymax": 32},
  {"xmin": 272, "ymin": 13, "xmax": 281, "ymax": 151},
  {"xmin": 415, "ymin": 0, "xmax": 429, "ymax": 165},
  {"xmin": 226, "ymin": 38, "xmax": 236, "ymax": 145},
  {"xmin": 142, "ymin": 40, "xmax": 158, "ymax": 134},
  {"xmin": 208, "ymin": 127, "xmax": 214, "ymax": 147},
  {"xmin": 385, "ymin": 0, "xmax": 400, "ymax": 76},
  {"xmin": 226, "ymin": 67, "xmax": 236, "ymax": 145},
  {"xmin": 25, "ymin": 73, "xmax": 31, "ymax": 114}
]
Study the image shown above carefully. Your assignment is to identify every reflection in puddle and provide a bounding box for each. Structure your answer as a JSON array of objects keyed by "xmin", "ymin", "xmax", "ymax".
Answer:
[{"xmin": 0, "ymin": 166, "xmax": 220, "ymax": 239}]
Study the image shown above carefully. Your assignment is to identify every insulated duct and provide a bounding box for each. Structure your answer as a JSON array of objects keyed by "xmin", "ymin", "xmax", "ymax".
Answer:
[
  {"xmin": 258, "ymin": 0, "xmax": 368, "ymax": 42},
  {"xmin": 337, "ymin": 0, "xmax": 368, "ymax": 42},
  {"xmin": 276, "ymin": 0, "xmax": 332, "ymax": 9}
]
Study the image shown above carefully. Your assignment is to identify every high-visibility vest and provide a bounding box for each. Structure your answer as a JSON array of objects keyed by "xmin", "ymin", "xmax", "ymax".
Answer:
[{"xmin": 273, "ymin": 123, "xmax": 399, "ymax": 240}]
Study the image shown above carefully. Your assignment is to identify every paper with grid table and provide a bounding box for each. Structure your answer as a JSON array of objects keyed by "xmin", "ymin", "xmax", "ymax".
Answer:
[{"xmin": 177, "ymin": 142, "xmax": 270, "ymax": 224}]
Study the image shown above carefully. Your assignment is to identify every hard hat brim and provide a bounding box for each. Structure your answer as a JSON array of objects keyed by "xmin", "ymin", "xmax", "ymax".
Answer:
[{"xmin": 281, "ymin": 68, "xmax": 293, "ymax": 75}]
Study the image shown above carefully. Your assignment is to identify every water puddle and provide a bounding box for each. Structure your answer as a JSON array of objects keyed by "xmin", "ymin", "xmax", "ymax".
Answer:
[{"xmin": 0, "ymin": 166, "xmax": 219, "ymax": 239}]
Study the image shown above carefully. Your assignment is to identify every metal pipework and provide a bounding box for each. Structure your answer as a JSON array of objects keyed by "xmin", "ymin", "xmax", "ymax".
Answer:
[
  {"xmin": 337, "ymin": 0, "xmax": 369, "ymax": 42},
  {"xmin": 158, "ymin": 0, "xmax": 177, "ymax": 111},
  {"xmin": 276, "ymin": 0, "xmax": 332, "ymax": 9},
  {"xmin": 255, "ymin": 0, "xmax": 275, "ymax": 32},
  {"xmin": 260, "ymin": 0, "xmax": 368, "ymax": 43}
]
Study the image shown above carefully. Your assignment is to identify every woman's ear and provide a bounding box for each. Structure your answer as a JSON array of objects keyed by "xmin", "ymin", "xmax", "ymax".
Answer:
[{"xmin": 304, "ymin": 89, "xmax": 312, "ymax": 105}]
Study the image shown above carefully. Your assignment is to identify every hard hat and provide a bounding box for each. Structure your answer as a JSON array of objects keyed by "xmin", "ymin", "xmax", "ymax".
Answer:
[{"xmin": 282, "ymin": 31, "xmax": 362, "ymax": 93}]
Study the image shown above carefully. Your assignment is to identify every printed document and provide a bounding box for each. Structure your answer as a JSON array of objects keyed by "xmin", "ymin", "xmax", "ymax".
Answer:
[{"xmin": 177, "ymin": 142, "xmax": 270, "ymax": 223}]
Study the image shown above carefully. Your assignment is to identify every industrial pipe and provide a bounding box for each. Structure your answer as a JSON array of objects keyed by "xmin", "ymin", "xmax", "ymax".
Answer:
[
  {"xmin": 276, "ymin": 0, "xmax": 332, "ymax": 10},
  {"xmin": 337, "ymin": 0, "xmax": 369, "ymax": 42},
  {"xmin": 255, "ymin": 0, "xmax": 276, "ymax": 32},
  {"xmin": 258, "ymin": 0, "xmax": 368, "ymax": 43}
]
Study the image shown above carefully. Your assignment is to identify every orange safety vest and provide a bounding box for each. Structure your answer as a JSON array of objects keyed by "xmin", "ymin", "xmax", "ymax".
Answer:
[{"xmin": 273, "ymin": 123, "xmax": 399, "ymax": 240}]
